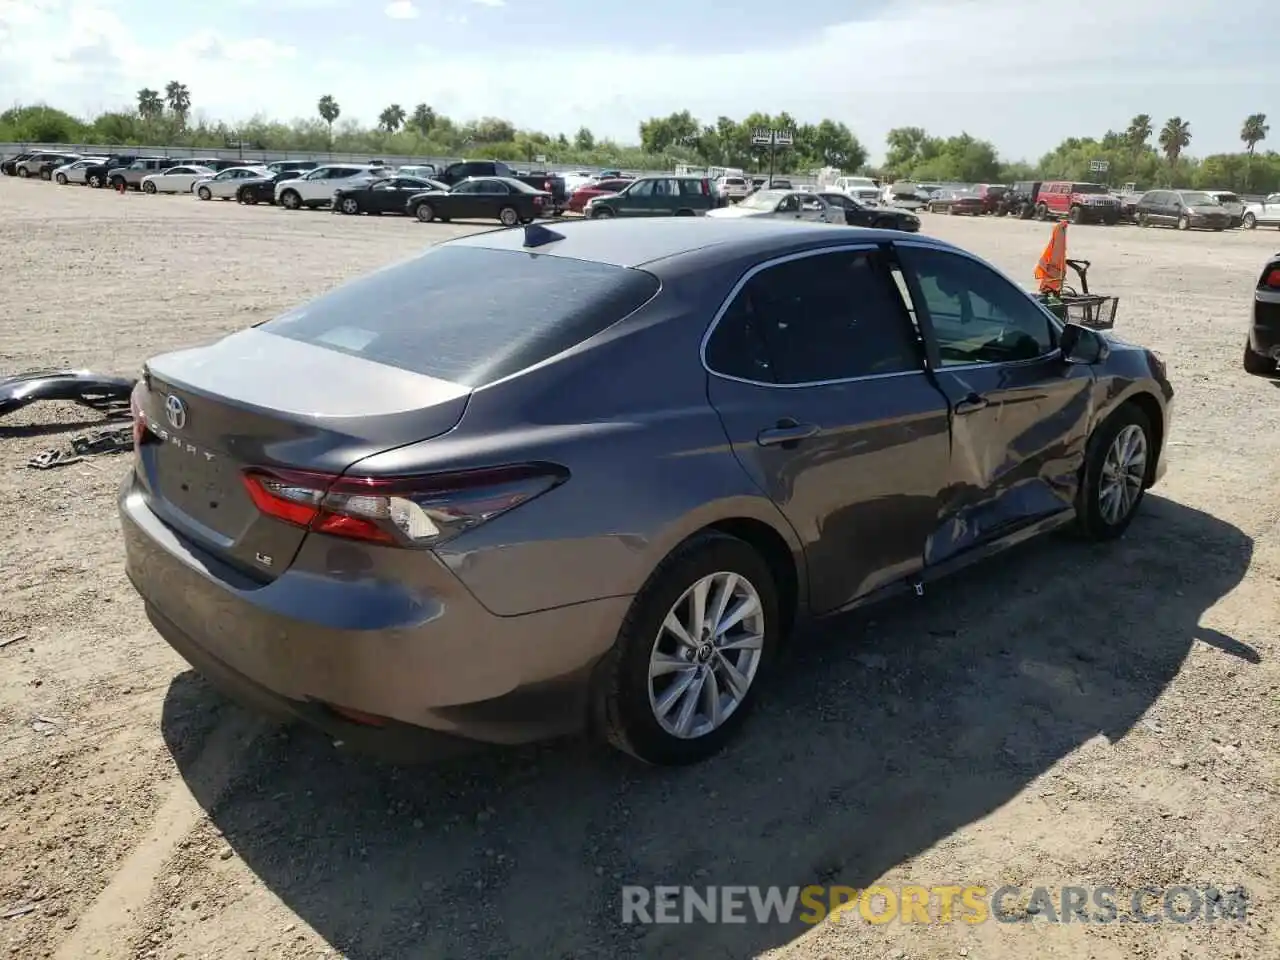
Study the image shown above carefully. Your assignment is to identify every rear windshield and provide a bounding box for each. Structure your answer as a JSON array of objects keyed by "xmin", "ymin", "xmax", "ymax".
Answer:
[
  {"xmin": 259, "ymin": 246, "xmax": 660, "ymax": 387},
  {"xmin": 1214, "ymin": 193, "xmax": 1240, "ymax": 203}
]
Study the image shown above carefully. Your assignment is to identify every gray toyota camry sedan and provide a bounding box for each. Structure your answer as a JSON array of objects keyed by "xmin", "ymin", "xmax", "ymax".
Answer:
[{"xmin": 120, "ymin": 218, "xmax": 1173, "ymax": 765}]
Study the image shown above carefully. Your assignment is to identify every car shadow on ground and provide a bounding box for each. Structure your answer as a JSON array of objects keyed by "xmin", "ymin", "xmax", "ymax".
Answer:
[{"xmin": 161, "ymin": 495, "xmax": 1256, "ymax": 960}]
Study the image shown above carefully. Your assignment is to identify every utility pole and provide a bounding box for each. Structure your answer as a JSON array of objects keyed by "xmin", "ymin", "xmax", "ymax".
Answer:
[{"xmin": 751, "ymin": 127, "xmax": 794, "ymax": 185}]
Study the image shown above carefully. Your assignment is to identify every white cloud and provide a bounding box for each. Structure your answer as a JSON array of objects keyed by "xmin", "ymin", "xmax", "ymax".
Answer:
[
  {"xmin": 384, "ymin": 0, "xmax": 418, "ymax": 18},
  {"xmin": 467, "ymin": 0, "xmax": 504, "ymax": 7},
  {"xmin": 1, "ymin": 0, "xmax": 1277, "ymax": 161}
]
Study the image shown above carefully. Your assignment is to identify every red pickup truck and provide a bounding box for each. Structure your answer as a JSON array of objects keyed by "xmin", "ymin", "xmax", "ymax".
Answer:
[{"xmin": 1035, "ymin": 181, "xmax": 1121, "ymax": 225}]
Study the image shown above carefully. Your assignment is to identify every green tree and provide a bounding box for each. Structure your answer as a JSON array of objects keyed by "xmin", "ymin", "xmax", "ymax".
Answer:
[
  {"xmin": 164, "ymin": 81, "xmax": 191, "ymax": 126},
  {"xmin": 638, "ymin": 110, "xmax": 699, "ymax": 154},
  {"xmin": 409, "ymin": 103, "xmax": 436, "ymax": 136},
  {"xmin": 317, "ymin": 95, "xmax": 340, "ymax": 145},
  {"xmin": 1125, "ymin": 114, "xmax": 1153, "ymax": 151},
  {"xmin": 574, "ymin": 126, "xmax": 595, "ymax": 151},
  {"xmin": 1241, "ymin": 113, "xmax": 1269, "ymax": 188},
  {"xmin": 1158, "ymin": 117, "xmax": 1192, "ymax": 165},
  {"xmin": 378, "ymin": 104, "xmax": 406, "ymax": 133},
  {"xmin": 136, "ymin": 88, "xmax": 163, "ymax": 120}
]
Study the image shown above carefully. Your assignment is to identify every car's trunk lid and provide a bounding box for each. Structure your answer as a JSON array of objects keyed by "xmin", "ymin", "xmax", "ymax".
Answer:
[{"xmin": 136, "ymin": 328, "xmax": 469, "ymax": 579}]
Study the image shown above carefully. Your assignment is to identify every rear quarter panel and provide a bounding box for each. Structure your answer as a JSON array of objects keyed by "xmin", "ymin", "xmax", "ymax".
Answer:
[{"xmin": 350, "ymin": 260, "xmax": 807, "ymax": 617}]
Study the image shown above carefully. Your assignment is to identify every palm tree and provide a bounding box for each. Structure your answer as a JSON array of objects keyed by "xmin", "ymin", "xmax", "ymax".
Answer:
[
  {"xmin": 409, "ymin": 103, "xmax": 436, "ymax": 136},
  {"xmin": 1125, "ymin": 114, "xmax": 1152, "ymax": 151},
  {"xmin": 378, "ymin": 104, "xmax": 406, "ymax": 133},
  {"xmin": 1241, "ymin": 113, "xmax": 1269, "ymax": 188},
  {"xmin": 1157, "ymin": 117, "xmax": 1192, "ymax": 180},
  {"xmin": 164, "ymin": 81, "xmax": 191, "ymax": 126},
  {"xmin": 136, "ymin": 88, "xmax": 163, "ymax": 120},
  {"xmin": 317, "ymin": 95, "xmax": 340, "ymax": 147}
]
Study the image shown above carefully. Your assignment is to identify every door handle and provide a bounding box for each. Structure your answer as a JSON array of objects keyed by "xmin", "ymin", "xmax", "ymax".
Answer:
[
  {"xmin": 757, "ymin": 419, "xmax": 821, "ymax": 447},
  {"xmin": 954, "ymin": 392, "xmax": 990, "ymax": 415}
]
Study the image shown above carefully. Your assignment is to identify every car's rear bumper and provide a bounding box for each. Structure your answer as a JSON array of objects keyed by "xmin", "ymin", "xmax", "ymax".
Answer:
[
  {"xmin": 1250, "ymin": 289, "xmax": 1280, "ymax": 359},
  {"xmin": 119, "ymin": 473, "xmax": 630, "ymax": 751}
]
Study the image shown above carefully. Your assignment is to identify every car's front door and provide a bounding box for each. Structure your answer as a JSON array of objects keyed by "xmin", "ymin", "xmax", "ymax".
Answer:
[
  {"xmin": 616, "ymin": 179, "xmax": 654, "ymax": 216},
  {"xmin": 1260, "ymin": 194, "xmax": 1280, "ymax": 226},
  {"xmin": 704, "ymin": 244, "xmax": 953, "ymax": 614},
  {"xmin": 892, "ymin": 242, "xmax": 1093, "ymax": 566}
]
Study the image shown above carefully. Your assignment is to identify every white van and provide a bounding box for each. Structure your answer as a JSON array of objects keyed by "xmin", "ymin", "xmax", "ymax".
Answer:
[{"xmin": 833, "ymin": 176, "xmax": 881, "ymax": 204}]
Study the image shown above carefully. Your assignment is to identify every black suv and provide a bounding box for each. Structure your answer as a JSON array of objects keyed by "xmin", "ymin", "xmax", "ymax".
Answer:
[
  {"xmin": 82, "ymin": 155, "xmax": 140, "ymax": 188},
  {"xmin": 999, "ymin": 181, "xmax": 1042, "ymax": 219}
]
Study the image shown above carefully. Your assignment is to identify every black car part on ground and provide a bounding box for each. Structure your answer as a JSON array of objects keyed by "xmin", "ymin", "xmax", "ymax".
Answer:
[
  {"xmin": 0, "ymin": 370, "xmax": 136, "ymax": 420},
  {"xmin": 27, "ymin": 426, "xmax": 133, "ymax": 470}
]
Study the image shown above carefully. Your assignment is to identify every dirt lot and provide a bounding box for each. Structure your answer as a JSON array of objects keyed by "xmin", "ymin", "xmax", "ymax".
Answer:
[{"xmin": 0, "ymin": 178, "xmax": 1277, "ymax": 960}]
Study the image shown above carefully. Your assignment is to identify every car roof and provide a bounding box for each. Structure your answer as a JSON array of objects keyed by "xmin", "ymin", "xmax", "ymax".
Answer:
[{"xmin": 448, "ymin": 217, "xmax": 949, "ymax": 269}]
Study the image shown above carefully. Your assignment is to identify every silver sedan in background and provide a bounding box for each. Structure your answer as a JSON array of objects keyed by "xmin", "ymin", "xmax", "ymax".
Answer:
[
  {"xmin": 192, "ymin": 166, "xmax": 273, "ymax": 201},
  {"xmin": 705, "ymin": 189, "xmax": 837, "ymax": 223},
  {"xmin": 52, "ymin": 158, "xmax": 108, "ymax": 185}
]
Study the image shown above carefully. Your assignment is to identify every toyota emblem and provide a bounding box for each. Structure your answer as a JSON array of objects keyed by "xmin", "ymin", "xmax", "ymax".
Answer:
[{"xmin": 164, "ymin": 394, "xmax": 187, "ymax": 430}]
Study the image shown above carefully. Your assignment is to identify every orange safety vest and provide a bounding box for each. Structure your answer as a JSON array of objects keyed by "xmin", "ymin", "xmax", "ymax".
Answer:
[{"xmin": 1035, "ymin": 221, "xmax": 1068, "ymax": 294}]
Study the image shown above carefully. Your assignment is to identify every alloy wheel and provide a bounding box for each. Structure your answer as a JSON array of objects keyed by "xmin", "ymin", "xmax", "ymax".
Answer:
[
  {"xmin": 647, "ymin": 571, "xmax": 765, "ymax": 740},
  {"xmin": 1098, "ymin": 424, "xmax": 1147, "ymax": 526}
]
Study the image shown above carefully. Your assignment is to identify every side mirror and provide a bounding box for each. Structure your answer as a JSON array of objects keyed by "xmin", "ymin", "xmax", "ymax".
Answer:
[{"xmin": 1059, "ymin": 322, "xmax": 1109, "ymax": 364}]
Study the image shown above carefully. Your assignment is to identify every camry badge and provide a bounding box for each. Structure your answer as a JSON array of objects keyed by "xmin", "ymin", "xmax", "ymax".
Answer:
[{"xmin": 164, "ymin": 394, "xmax": 187, "ymax": 430}]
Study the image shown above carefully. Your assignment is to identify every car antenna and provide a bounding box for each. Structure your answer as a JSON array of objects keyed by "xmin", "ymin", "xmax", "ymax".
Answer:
[{"xmin": 522, "ymin": 223, "xmax": 565, "ymax": 248}]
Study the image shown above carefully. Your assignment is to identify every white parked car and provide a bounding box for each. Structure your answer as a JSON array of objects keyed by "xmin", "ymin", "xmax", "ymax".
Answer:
[
  {"xmin": 52, "ymin": 158, "xmax": 107, "ymax": 185},
  {"xmin": 832, "ymin": 176, "xmax": 882, "ymax": 205},
  {"xmin": 715, "ymin": 175, "xmax": 750, "ymax": 202},
  {"xmin": 1241, "ymin": 193, "xmax": 1280, "ymax": 230},
  {"xmin": 396, "ymin": 164, "xmax": 438, "ymax": 180},
  {"xmin": 192, "ymin": 166, "xmax": 272, "ymax": 200},
  {"xmin": 274, "ymin": 164, "xmax": 391, "ymax": 209},
  {"xmin": 705, "ymin": 189, "xmax": 835, "ymax": 222},
  {"xmin": 140, "ymin": 165, "xmax": 215, "ymax": 194}
]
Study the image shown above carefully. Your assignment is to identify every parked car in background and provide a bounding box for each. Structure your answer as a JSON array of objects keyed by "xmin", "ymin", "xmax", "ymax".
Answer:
[
  {"xmin": 758, "ymin": 178, "xmax": 793, "ymax": 191},
  {"xmin": 927, "ymin": 189, "xmax": 985, "ymax": 215},
  {"xmin": 883, "ymin": 181, "xmax": 929, "ymax": 211},
  {"xmin": 275, "ymin": 164, "xmax": 391, "ymax": 209},
  {"xmin": 997, "ymin": 180, "xmax": 1042, "ymax": 218},
  {"xmin": 817, "ymin": 192, "xmax": 921, "ymax": 231},
  {"xmin": 108, "ymin": 158, "xmax": 175, "ymax": 191},
  {"xmin": 1242, "ymin": 194, "xmax": 1280, "ymax": 230},
  {"xmin": 405, "ymin": 177, "xmax": 550, "ymax": 225},
  {"xmin": 705, "ymin": 189, "xmax": 833, "ymax": 222},
  {"xmin": 568, "ymin": 178, "xmax": 633, "ymax": 214},
  {"xmin": 235, "ymin": 172, "xmax": 288, "ymax": 205},
  {"xmin": 265, "ymin": 160, "xmax": 319, "ymax": 177},
  {"xmin": 436, "ymin": 159, "xmax": 567, "ymax": 213},
  {"xmin": 584, "ymin": 176, "xmax": 714, "ymax": 218},
  {"xmin": 81, "ymin": 155, "xmax": 141, "ymax": 188},
  {"xmin": 1245, "ymin": 252, "xmax": 1280, "ymax": 375},
  {"xmin": 715, "ymin": 175, "xmax": 750, "ymax": 203},
  {"xmin": 141, "ymin": 165, "xmax": 215, "ymax": 194},
  {"xmin": 1, "ymin": 152, "xmax": 34, "ymax": 176},
  {"xmin": 832, "ymin": 176, "xmax": 881, "ymax": 204},
  {"xmin": 11, "ymin": 151, "xmax": 75, "ymax": 178},
  {"xmin": 333, "ymin": 175, "xmax": 446, "ymax": 215},
  {"xmin": 973, "ymin": 183, "xmax": 1009, "ymax": 214},
  {"xmin": 52, "ymin": 157, "xmax": 107, "ymax": 185},
  {"xmin": 1036, "ymin": 181, "xmax": 1121, "ymax": 224},
  {"xmin": 1203, "ymin": 190, "xmax": 1244, "ymax": 227},
  {"xmin": 396, "ymin": 164, "xmax": 438, "ymax": 180},
  {"xmin": 35, "ymin": 153, "xmax": 82, "ymax": 180},
  {"xmin": 119, "ymin": 218, "xmax": 1172, "ymax": 765},
  {"xmin": 1134, "ymin": 190, "xmax": 1231, "ymax": 231},
  {"xmin": 192, "ymin": 167, "xmax": 272, "ymax": 200}
]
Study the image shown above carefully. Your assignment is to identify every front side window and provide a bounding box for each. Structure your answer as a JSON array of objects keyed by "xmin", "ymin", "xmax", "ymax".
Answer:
[
  {"xmin": 705, "ymin": 249, "xmax": 922, "ymax": 384},
  {"xmin": 898, "ymin": 247, "xmax": 1055, "ymax": 366}
]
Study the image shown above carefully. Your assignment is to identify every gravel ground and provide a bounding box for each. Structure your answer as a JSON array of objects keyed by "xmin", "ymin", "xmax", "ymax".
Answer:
[{"xmin": 0, "ymin": 178, "xmax": 1277, "ymax": 960}]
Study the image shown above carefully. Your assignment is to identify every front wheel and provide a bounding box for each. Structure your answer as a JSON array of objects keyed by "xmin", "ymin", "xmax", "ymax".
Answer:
[
  {"xmin": 1035, "ymin": 202, "xmax": 1049, "ymax": 221},
  {"xmin": 55, "ymin": 173, "xmax": 67, "ymax": 185},
  {"xmin": 339, "ymin": 197, "xmax": 360, "ymax": 215},
  {"xmin": 1177, "ymin": 214, "xmax": 1191, "ymax": 231},
  {"xmin": 280, "ymin": 190, "xmax": 301, "ymax": 210},
  {"xmin": 1074, "ymin": 404, "xmax": 1154, "ymax": 540},
  {"xmin": 414, "ymin": 202, "xmax": 435, "ymax": 223},
  {"xmin": 142, "ymin": 180, "xmax": 157, "ymax": 194},
  {"xmin": 197, "ymin": 186, "xmax": 212, "ymax": 201},
  {"xmin": 87, "ymin": 174, "xmax": 103, "ymax": 188},
  {"xmin": 593, "ymin": 532, "xmax": 779, "ymax": 765},
  {"xmin": 1243, "ymin": 340, "xmax": 1278, "ymax": 376},
  {"xmin": 1242, "ymin": 213, "xmax": 1256, "ymax": 229},
  {"xmin": 16, "ymin": 167, "xmax": 29, "ymax": 178},
  {"xmin": 591, "ymin": 206, "xmax": 615, "ymax": 219},
  {"xmin": 498, "ymin": 205, "xmax": 519, "ymax": 226}
]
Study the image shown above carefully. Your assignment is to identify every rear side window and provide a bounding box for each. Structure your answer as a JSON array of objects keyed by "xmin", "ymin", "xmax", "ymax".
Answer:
[
  {"xmin": 259, "ymin": 246, "xmax": 660, "ymax": 387},
  {"xmin": 705, "ymin": 249, "xmax": 922, "ymax": 384}
]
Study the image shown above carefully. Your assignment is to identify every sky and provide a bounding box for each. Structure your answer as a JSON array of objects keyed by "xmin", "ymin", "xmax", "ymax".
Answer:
[{"xmin": 0, "ymin": 0, "xmax": 1276, "ymax": 163}]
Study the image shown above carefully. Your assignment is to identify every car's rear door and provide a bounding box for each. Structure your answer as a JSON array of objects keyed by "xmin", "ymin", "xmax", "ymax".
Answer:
[
  {"xmin": 892, "ymin": 241, "xmax": 1093, "ymax": 567},
  {"xmin": 704, "ymin": 243, "xmax": 953, "ymax": 614}
]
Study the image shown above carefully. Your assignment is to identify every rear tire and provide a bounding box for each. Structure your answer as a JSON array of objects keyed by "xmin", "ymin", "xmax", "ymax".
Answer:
[
  {"xmin": 1243, "ymin": 340, "xmax": 1278, "ymax": 376},
  {"xmin": 1035, "ymin": 202, "xmax": 1049, "ymax": 221},
  {"xmin": 593, "ymin": 532, "xmax": 780, "ymax": 766},
  {"xmin": 88, "ymin": 174, "xmax": 103, "ymax": 188},
  {"xmin": 16, "ymin": 167, "xmax": 29, "ymax": 178},
  {"xmin": 339, "ymin": 197, "xmax": 360, "ymax": 215},
  {"xmin": 1073, "ymin": 403, "xmax": 1154, "ymax": 541},
  {"xmin": 498, "ymin": 205, "xmax": 519, "ymax": 226},
  {"xmin": 55, "ymin": 173, "xmax": 67, "ymax": 185},
  {"xmin": 142, "ymin": 181, "xmax": 157, "ymax": 194},
  {"xmin": 1178, "ymin": 214, "xmax": 1191, "ymax": 231},
  {"xmin": 1242, "ymin": 213, "xmax": 1257, "ymax": 229},
  {"xmin": 197, "ymin": 186, "xmax": 212, "ymax": 201},
  {"xmin": 414, "ymin": 202, "xmax": 435, "ymax": 223}
]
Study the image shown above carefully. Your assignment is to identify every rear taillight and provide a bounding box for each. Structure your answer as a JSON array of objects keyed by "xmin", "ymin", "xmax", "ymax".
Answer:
[
  {"xmin": 701, "ymin": 179, "xmax": 710, "ymax": 196},
  {"xmin": 130, "ymin": 381, "xmax": 148, "ymax": 451},
  {"xmin": 544, "ymin": 179, "xmax": 552, "ymax": 191},
  {"xmin": 241, "ymin": 463, "xmax": 568, "ymax": 548},
  {"xmin": 1264, "ymin": 267, "xmax": 1280, "ymax": 289}
]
